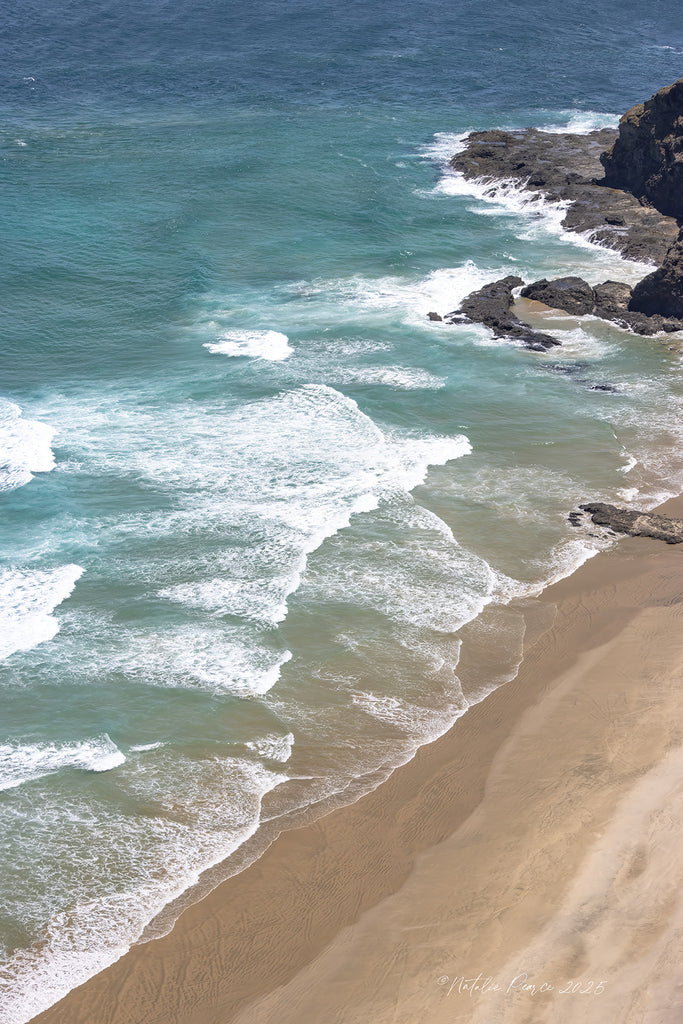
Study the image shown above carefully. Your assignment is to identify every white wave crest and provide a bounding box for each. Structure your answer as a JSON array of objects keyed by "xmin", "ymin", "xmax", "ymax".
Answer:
[
  {"xmin": 329, "ymin": 365, "xmax": 446, "ymax": 389},
  {"xmin": 203, "ymin": 329, "xmax": 292, "ymax": 360},
  {"xmin": 0, "ymin": 565, "xmax": 83, "ymax": 662},
  {"xmin": 116, "ymin": 627, "xmax": 293, "ymax": 696},
  {"xmin": 146, "ymin": 384, "xmax": 472, "ymax": 625},
  {"xmin": 0, "ymin": 735, "xmax": 125, "ymax": 792},
  {"xmin": 0, "ymin": 400, "xmax": 56, "ymax": 493},
  {"xmin": 539, "ymin": 109, "xmax": 620, "ymax": 134},
  {"xmin": 296, "ymin": 263, "xmax": 510, "ymax": 324}
]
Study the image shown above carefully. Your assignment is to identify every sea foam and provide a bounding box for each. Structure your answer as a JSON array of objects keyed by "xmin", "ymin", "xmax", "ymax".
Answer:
[
  {"xmin": 0, "ymin": 565, "xmax": 83, "ymax": 662},
  {"xmin": 539, "ymin": 109, "xmax": 620, "ymax": 134},
  {"xmin": 0, "ymin": 752, "xmax": 287, "ymax": 1024},
  {"xmin": 203, "ymin": 328, "xmax": 292, "ymax": 360},
  {"xmin": 150, "ymin": 383, "xmax": 472, "ymax": 629},
  {"xmin": 0, "ymin": 735, "xmax": 125, "ymax": 792},
  {"xmin": 0, "ymin": 400, "xmax": 56, "ymax": 493}
]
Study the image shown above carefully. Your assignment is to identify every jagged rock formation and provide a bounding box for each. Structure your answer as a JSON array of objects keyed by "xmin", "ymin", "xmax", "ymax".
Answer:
[
  {"xmin": 520, "ymin": 275, "xmax": 683, "ymax": 334},
  {"xmin": 630, "ymin": 235, "xmax": 683, "ymax": 318},
  {"xmin": 520, "ymin": 277, "xmax": 596, "ymax": 316},
  {"xmin": 600, "ymin": 77, "xmax": 683, "ymax": 219},
  {"xmin": 431, "ymin": 268, "xmax": 683, "ymax": 344},
  {"xmin": 577, "ymin": 503, "xmax": 683, "ymax": 544},
  {"xmin": 450, "ymin": 127, "xmax": 679, "ymax": 264},
  {"xmin": 442, "ymin": 276, "xmax": 560, "ymax": 350},
  {"xmin": 439, "ymin": 79, "xmax": 683, "ymax": 341}
]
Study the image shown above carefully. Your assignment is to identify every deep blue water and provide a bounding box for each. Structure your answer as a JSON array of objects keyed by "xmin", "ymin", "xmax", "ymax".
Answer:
[{"xmin": 1, "ymin": 2, "xmax": 683, "ymax": 1020}]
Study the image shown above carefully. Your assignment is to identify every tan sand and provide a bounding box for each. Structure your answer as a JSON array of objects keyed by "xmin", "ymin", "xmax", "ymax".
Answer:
[{"xmin": 32, "ymin": 502, "xmax": 683, "ymax": 1024}]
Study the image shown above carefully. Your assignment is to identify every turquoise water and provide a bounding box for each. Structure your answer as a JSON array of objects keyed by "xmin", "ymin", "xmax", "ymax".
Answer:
[{"xmin": 2, "ymin": 2, "xmax": 683, "ymax": 1020}]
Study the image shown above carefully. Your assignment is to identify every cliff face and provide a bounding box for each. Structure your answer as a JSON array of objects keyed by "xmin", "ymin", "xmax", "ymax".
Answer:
[
  {"xmin": 600, "ymin": 78, "xmax": 683, "ymax": 219},
  {"xmin": 630, "ymin": 235, "xmax": 683, "ymax": 318}
]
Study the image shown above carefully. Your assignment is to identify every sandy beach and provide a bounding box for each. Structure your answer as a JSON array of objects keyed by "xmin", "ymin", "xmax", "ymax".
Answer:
[{"xmin": 32, "ymin": 498, "xmax": 683, "ymax": 1024}]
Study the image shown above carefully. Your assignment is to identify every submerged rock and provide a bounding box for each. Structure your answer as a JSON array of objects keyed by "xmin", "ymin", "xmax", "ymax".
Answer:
[
  {"xmin": 579, "ymin": 503, "xmax": 683, "ymax": 544},
  {"xmin": 443, "ymin": 275, "xmax": 561, "ymax": 350},
  {"xmin": 600, "ymin": 77, "xmax": 683, "ymax": 220},
  {"xmin": 544, "ymin": 361, "xmax": 618, "ymax": 393}
]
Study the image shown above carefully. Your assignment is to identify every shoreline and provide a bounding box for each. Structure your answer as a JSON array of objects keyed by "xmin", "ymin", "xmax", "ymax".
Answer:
[{"xmin": 31, "ymin": 495, "xmax": 683, "ymax": 1024}]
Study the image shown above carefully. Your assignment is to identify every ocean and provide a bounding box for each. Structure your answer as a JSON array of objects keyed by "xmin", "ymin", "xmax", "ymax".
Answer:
[{"xmin": 1, "ymin": 2, "xmax": 683, "ymax": 1020}]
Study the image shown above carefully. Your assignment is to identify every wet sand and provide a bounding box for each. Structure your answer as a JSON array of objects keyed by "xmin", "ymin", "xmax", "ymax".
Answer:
[{"xmin": 33, "ymin": 499, "xmax": 683, "ymax": 1024}]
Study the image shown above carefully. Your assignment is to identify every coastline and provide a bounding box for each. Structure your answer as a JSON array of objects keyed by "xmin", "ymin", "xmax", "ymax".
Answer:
[{"xmin": 31, "ymin": 495, "xmax": 683, "ymax": 1024}]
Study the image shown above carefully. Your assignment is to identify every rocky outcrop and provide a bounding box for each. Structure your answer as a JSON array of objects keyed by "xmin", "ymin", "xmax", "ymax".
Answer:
[
  {"xmin": 441, "ymin": 79, "xmax": 683, "ymax": 339},
  {"xmin": 629, "ymin": 235, "xmax": 683, "ymax": 318},
  {"xmin": 450, "ymin": 127, "xmax": 679, "ymax": 264},
  {"xmin": 593, "ymin": 280, "xmax": 632, "ymax": 317},
  {"xmin": 600, "ymin": 78, "xmax": 683, "ymax": 219},
  {"xmin": 520, "ymin": 275, "xmax": 683, "ymax": 334},
  {"xmin": 442, "ymin": 276, "xmax": 561, "ymax": 350},
  {"xmin": 577, "ymin": 503, "xmax": 683, "ymax": 544},
  {"xmin": 431, "ymin": 268, "xmax": 683, "ymax": 344},
  {"xmin": 520, "ymin": 277, "xmax": 596, "ymax": 316}
]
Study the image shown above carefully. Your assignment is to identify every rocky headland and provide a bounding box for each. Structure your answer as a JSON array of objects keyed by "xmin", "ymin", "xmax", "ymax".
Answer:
[
  {"xmin": 451, "ymin": 126, "xmax": 678, "ymax": 264},
  {"xmin": 431, "ymin": 78, "xmax": 683, "ymax": 346}
]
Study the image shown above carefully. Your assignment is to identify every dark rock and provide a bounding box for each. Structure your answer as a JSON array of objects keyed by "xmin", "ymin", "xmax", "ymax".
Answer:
[
  {"xmin": 593, "ymin": 280, "xmax": 632, "ymax": 317},
  {"xmin": 544, "ymin": 361, "xmax": 618, "ymax": 393},
  {"xmin": 442, "ymin": 80, "xmax": 683, "ymax": 342},
  {"xmin": 600, "ymin": 78, "xmax": 683, "ymax": 219},
  {"xmin": 444, "ymin": 276, "xmax": 561, "ymax": 350},
  {"xmin": 567, "ymin": 511, "xmax": 584, "ymax": 527},
  {"xmin": 450, "ymin": 127, "xmax": 679, "ymax": 264},
  {"xmin": 629, "ymin": 236, "xmax": 683, "ymax": 318},
  {"xmin": 519, "ymin": 274, "xmax": 683, "ymax": 335},
  {"xmin": 579, "ymin": 503, "xmax": 683, "ymax": 544},
  {"xmin": 427, "ymin": 311, "xmax": 443, "ymax": 321},
  {"xmin": 521, "ymin": 277, "xmax": 596, "ymax": 316}
]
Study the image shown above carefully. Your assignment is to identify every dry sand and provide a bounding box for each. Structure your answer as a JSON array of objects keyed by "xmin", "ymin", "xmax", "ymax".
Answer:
[{"xmin": 33, "ymin": 501, "xmax": 683, "ymax": 1024}]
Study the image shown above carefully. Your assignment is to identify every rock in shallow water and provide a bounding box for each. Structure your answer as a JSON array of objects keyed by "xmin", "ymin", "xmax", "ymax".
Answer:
[
  {"xmin": 579, "ymin": 503, "xmax": 683, "ymax": 544},
  {"xmin": 521, "ymin": 277, "xmax": 596, "ymax": 316},
  {"xmin": 520, "ymin": 274, "xmax": 683, "ymax": 335},
  {"xmin": 442, "ymin": 276, "xmax": 561, "ymax": 350}
]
